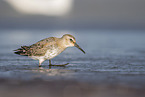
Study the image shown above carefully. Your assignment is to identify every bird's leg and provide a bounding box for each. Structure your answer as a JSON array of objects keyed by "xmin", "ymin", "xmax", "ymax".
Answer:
[
  {"xmin": 49, "ymin": 59, "xmax": 52, "ymax": 68},
  {"xmin": 49, "ymin": 59, "xmax": 69, "ymax": 67},
  {"xmin": 39, "ymin": 63, "xmax": 42, "ymax": 67},
  {"xmin": 39, "ymin": 59, "xmax": 44, "ymax": 67},
  {"xmin": 49, "ymin": 59, "xmax": 52, "ymax": 65}
]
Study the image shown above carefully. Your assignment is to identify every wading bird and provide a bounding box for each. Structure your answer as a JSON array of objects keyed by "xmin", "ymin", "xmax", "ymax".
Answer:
[{"xmin": 14, "ymin": 34, "xmax": 85, "ymax": 67}]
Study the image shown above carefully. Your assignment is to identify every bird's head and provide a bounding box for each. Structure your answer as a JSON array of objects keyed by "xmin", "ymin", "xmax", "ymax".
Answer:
[{"xmin": 62, "ymin": 34, "xmax": 85, "ymax": 54}]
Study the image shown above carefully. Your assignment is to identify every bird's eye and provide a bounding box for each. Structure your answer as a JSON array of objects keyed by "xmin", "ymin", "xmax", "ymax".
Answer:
[{"xmin": 70, "ymin": 39, "xmax": 73, "ymax": 41}]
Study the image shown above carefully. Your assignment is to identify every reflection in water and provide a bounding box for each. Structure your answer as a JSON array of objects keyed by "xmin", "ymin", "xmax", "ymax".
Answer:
[{"xmin": 32, "ymin": 67, "xmax": 76, "ymax": 76}]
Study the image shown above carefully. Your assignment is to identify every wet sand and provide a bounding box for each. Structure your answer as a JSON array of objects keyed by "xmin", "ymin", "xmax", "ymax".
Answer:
[
  {"xmin": 0, "ymin": 77, "xmax": 145, "ymax": 97},
  {"xmin": 0, "ymin": 68, "xmax": 145, "ymax": 97}
]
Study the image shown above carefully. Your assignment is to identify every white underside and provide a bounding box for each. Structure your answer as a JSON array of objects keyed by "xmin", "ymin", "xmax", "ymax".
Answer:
[{"xmin": 29, "ymin": 49, "xmax": 60, "ymax": 64}]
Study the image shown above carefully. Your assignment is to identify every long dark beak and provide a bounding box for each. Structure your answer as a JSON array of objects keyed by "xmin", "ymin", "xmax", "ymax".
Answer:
[{"xmin": 74, "ymin": 43, "xmax": 85, "ymax": 54}]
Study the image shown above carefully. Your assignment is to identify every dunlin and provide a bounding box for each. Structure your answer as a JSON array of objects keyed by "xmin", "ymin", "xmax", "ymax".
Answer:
[{"xmin": 14, "ymin": 34, "xmax": 85, "ymax": 67}]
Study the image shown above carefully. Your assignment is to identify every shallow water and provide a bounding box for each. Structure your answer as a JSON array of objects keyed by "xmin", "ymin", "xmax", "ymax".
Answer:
[{"xmin": 0, "ymin": 29, "xmax": 145, "ymax": 88}]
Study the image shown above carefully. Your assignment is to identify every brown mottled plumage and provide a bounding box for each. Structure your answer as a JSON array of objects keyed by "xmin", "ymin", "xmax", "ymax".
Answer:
[{"xmin": 14, "ymin": 34, "xmax": 85, "ymax": 67}]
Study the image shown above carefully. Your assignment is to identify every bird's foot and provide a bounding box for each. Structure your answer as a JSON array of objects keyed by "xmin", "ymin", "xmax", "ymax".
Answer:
[{"xmin": 49, "ymin": 63, "xmax": 69, "ymax": 67}]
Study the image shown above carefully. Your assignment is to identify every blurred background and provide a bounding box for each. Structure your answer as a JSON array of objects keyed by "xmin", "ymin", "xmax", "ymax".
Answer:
[
  {"xmin": 0, "ymin": 0, "xmax": 145, "ymax": 97},
  {"xmin": 0, "ymin": 0, "xmax": 145, "ymax": 30}
]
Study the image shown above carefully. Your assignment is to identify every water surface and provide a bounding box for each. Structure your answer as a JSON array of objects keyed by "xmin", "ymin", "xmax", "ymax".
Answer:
[{"xmin": 0, "ymin": 30, "xmax": 145, "ymax": 88}]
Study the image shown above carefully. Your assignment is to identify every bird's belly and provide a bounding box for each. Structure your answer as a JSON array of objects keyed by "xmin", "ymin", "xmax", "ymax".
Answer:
[
  {"xmin": 29, "ymin": 48, "xmax": 63, "ymax": 60},
  {"xmin": 44, "ymin": 49, "xmax": 59, "ymax": 59}
]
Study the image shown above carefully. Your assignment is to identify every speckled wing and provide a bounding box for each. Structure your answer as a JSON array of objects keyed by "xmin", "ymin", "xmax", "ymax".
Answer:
[{"xmin": 27, "ymin": 37, "xmax": 58, "ymax": 56}]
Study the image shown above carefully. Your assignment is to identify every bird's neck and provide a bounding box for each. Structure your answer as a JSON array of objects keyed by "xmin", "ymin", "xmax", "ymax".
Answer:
[{"xmin": 57, "ymin": 38, "xmax": 68, "ymax": 49}]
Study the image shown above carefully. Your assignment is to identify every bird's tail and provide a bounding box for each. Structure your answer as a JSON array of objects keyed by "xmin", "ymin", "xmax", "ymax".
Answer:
[{"xmin": 14, "ymin": 46, "xmax": 29, "ymax": 56}]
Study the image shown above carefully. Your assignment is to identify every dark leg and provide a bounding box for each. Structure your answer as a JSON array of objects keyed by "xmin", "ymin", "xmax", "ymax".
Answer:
[
  {"xmin": 49, "ymin": 59, "xmax": 69, "ymax": 67},
  {"xmin": 49, "ymin": 59, "xmax": 52, "ymax": 65}
]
